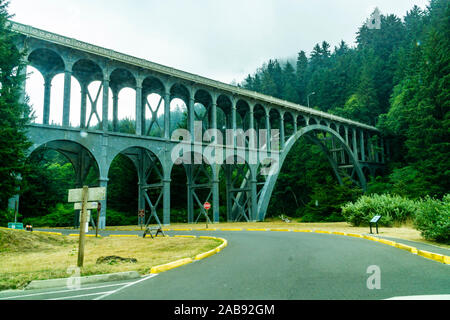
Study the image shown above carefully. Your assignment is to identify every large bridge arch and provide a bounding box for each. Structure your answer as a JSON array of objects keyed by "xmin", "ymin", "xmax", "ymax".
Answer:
[{"xmin": 257, "ymin": 124, "xmax": 367, "ymax": 221}]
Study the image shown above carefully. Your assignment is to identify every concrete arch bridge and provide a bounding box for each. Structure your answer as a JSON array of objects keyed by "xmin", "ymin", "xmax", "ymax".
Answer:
[{"xmin": 8, "ymin": 21, "xmax": 387, "ymax": 228}]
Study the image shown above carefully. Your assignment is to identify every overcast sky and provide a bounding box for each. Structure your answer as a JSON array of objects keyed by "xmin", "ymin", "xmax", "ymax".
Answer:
[{"xmin": 10, "ymin": 0, "xmax": 430, "ymax": 85}]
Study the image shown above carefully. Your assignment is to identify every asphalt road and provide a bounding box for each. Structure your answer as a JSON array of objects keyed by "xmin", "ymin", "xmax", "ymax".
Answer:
[{"xmin": 1, "ymin": 229, "xmax": 449, "ymax": 300}]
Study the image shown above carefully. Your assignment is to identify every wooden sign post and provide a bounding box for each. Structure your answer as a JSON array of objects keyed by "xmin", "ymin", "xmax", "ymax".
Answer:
[
  {"xmin": 68, "ymin": 186, "xmax": 106, "ymax": 268},
  {"xmin": 78, "ymin": 186, "xmax": 88, "ymax": 268}
]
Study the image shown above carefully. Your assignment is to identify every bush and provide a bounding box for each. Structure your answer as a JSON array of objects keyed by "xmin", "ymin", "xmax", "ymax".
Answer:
[
  {"xmin": 23, "ymin": 203, "xmax": 74, "ymax": 228},
  {"xmin": 414, "ymin": 195, "xmax": 450, "ymax": 244},
  {"xmin": 341, "ymin": 194, "xmax": 418, "ymax": 227},
  {"xmin": 0, "ymin": 209, "xmax": 17, "ymax": 227},
  {"xmin": 105, "ymin": 209, "xmax": 136, "ymax": 226}
]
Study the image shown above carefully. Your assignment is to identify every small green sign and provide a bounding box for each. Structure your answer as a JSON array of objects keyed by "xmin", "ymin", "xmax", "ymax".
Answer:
[{"xmin": 8, "ymin": 223, "xmax": 24, "ymax": 230}]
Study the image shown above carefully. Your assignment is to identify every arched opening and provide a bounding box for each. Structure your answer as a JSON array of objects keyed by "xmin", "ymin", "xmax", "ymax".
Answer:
[
  {"xmin": 25, "ymin": 65, "xmax": 44, "ymax": 124},
  {"xmin": 194, "ymin": 89, "xmax": 212, "ymax": 133},
  {"xmin": 171, "ymin": 152, "xmax": 214, "ymax": 224},
  {"xmin": 113, "ymin": 147, "xmax": 164, "ymax": 226},
  {"xmin": 142, "ymin": 76, "xmax": 165, "ymax": 137},
  {"xmin": 259, "ymin": 125, "xmax": 365, "ymax": 222},
  {"xmin": 169, "ymin": 83, "xmax": 190, "ymax": 136},
  {"xmin": 217, "ymin": 94, "xmax": 232, "ymax": 136},
  {"xmin": 269, "ymin": 108, "xmax": 281, "ymax": 151},
  {"xmin": 297, "ymin": 115, "xmax": 307, "ymax": 130},
  {"xmin": 109, "ymin": 68, "xmax": 137, "ymax": 134},
  {"xmin": 253, "ymin": 104, "xmax": 267, "ymax": 149},
  {"xmin": 284, "ymin": 112, "xmax": 295, "ymax": 141},
  {"xmin": 222, "ymin": 156, "xmax": 253, "ymax": 222},
  {"xmin": 21, "ymin": 141, "xmax": 100, "ymax": 228}
]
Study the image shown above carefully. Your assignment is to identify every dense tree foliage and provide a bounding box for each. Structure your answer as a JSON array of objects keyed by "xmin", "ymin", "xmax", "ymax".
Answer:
[
  {"xmin": 0, "ymin": 0, "xmax": 31, "ymax": 211},
  {"xmin": 242, "ymin": 0, "xmax": 449, "ymax": 220}
]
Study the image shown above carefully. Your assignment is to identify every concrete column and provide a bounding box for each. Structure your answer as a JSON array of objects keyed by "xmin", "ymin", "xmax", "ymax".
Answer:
[
  {"xmin": 265, "ymin": 109, "xmax": 271, "ymax": 151},
  {"xmin": 164, "ymin": 91, "xmax": 171, "ymax": 139},
  {"xmin": 98, "ymin": 178, "xmax": 108, "ymax": 229},
  {"xmin": 163, "ymin": 178, "xmax": 171, "ymax": 226},
  {"xmin": 231, "ymin": 101, "xmax": 237, "ymax": 148},
  {"xmin": 212, "ymin": 167, "xmax": 220, "ymax": 224},
  {"xmin": 135, "ymin": 85, "xmax": 143, "ymax": 135},
  {"xmin": 280, "ymin": 113, "xmax": 285, "ymax": 150},
  {"xmin": 249, "ymin": 107, "xmax": 255, "ymax": 149},
  {"xmin": 225, "ymin": 166, "xmax": 232, "ymax": 222},
  {"xmin": 352, "ymin": 128, "xmax": 358, "ymax": 160},
  {"xmin": 186, "ymin": 166, "xmax": 194, "ymax": 224},
  {"xmin": 62, "ymin": 70, "xmax": 72, "ymax": 127},
  {"xmin": 293, "ymin": 116, "xmax": 298, "ymax": 134},
  {"xmin": 43, "ymin": 74, "xmax": 52, "ymax": 125},
  {"xmin": 80, "ymin": 83, "xmax": 88, "ymax": 129},
  {"xmin": 17, "ymin": 63, "xmax": 27, "ymax": 106},
  {"xmin": 189, "ymin": 97, "xmax": 195, "ymax": 143},
  {"xmin": 102, "ymin": 78, "xmax": 110, "ymax": 131},
  {"xmin": 360, "ymin": 130, "xmax": 366, "ymax": 162},
  {"xmin": 250, "ymin": 174, "xmax": 258, "ymax": 222},
  {"xmin": 112, "ymin": 90, "xmax": 119, "ymax": 132}
]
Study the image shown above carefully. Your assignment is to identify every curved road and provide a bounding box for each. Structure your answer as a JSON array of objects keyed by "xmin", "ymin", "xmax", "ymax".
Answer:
[
  {"xmin": 102, "ymin": 230, "xmax": 450, "ymax": 300},
  {"xmin": 1, "ymin": 229, "xmax": 449, "ymax": 300}
]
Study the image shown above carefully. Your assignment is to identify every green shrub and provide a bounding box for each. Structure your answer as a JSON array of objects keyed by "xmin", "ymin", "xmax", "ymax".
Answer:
[
  {"xmin": 414, "ymin": 195, "xmax": 450, "ymax": 244},
  {"xmin": 105, "ymin": 209, "xmax": 136, "ymax": 226},
  {"xmin": 341, "ymin": 194, "xmax": 418, "ymax": 227},
  {"xmin": 0, "ymin": 209, "xmax": 17, "ymax": 227},
  {"xmin": 23, "ymin": 203, "xmax": 74, "ymax": 227}
]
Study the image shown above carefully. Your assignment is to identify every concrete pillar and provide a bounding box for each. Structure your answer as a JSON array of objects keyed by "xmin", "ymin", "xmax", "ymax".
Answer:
[
  {"xmin": 112, "ymin": 90, "xmax": 119, "ymax": 132},
  {"xmin": 265, "ymin": 109, "xmax": 271, "ymax": 151},
  {"xmin": 98, "ymin": 178, "xmax": 108, "ymax": 229},
  {"xmin": 360, "ymin": 130, "xmax": 366, "ymax": 162},
  {"xmin": 163, "ymin": 178, "xmax": 171, "ymax": 226},
  {"xmin": 189, "ymin": 97, "xmax": 195, "ymax": 143},
  {"xmin": 293, "ymin": 116, "xmax": 298, "ymax": 134},
  {"xmin": 135, "ymin": 85, "xmax": 143, "ymax": 135},
  {"xmin": 164, "ymin": 91, "xmax": 171, "ymax": 139},
  {"xmin": 43, "ymin": 74, "xmax": 52, "ymax": 125},
  {"xmin": 212, "ymin": 167, "xmax": 220, "ymax": 224},
  {"xmin": 250, "ymin": 172, "xmax": 258, "ymax": 222},
  {"xmin": 80, "ymin": 83, "xmax": 88, "ymax": 129},
  {"xmin": 280, "ymin": 112, "xmax": 285, "ymax": 150},
  {"xmin": 231, "ymin": 99, "xmax": 237, "ymax": 148},
  {"xmin": 62, "ymin": 70, "xmax": 72, "ymax": 127},
  {"xmin": 352, "ymin": 128, "xmax": 358, "ymax": 160},
  {"xmin": 102, "ymin": 78, "xmax": 110, "ymax": 131},
  {"xmin": 186, "ymin": 164, "xmax": 194, "ymax": 224}
]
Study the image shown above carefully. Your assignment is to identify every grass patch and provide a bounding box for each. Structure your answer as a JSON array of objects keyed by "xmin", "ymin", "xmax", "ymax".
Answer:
[{"xmin": 0, "ymin": 228, "xmax": 221, "ymax": 290}]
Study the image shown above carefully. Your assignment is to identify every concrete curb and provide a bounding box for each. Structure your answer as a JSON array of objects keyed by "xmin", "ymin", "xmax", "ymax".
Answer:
[
  {"xmin": 150, "ymin": 236, "xmax": 227, "ymax": 272},
  {"xmin": 25, "ymin": 271, "xmax": 140, "ymax": 290}
]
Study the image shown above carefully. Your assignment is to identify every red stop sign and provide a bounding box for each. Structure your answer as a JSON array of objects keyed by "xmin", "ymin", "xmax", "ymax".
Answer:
[{"xmin": 204, "ymin": 202, "xmax": 211, "ymax": 211}]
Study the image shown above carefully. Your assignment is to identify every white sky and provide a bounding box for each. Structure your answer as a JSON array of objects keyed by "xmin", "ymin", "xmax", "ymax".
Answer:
[{"xmin": 9, "ymin": 0, "xmax": 429, "ymax": 124}]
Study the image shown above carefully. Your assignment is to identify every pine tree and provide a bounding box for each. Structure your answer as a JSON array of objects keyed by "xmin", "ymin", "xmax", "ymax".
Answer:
[{"xmin": 0, "ymin": 0, "xmax": 32, "ymax": 210}]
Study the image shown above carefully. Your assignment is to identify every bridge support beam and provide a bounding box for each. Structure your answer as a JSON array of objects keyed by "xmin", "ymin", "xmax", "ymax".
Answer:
[{"xmin": 98, "ymin": 178, "xmax": 108, "ymax": 230}]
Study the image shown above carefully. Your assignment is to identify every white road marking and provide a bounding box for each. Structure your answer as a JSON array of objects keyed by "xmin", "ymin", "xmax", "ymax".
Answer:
[
  {"xmin": 386, "ymin": 295, "xmax": 450, "ymax": 300},
  {"xmin": 0, "ymin": 282, "xmax": 132, "ymax": 300},
  {"xmin": 94, "ymin": 274, "xmax": 158, "ymax": 300},
  {"xmin": 48, "ymin": 291, "xmax": 116, "ymax": 300}
]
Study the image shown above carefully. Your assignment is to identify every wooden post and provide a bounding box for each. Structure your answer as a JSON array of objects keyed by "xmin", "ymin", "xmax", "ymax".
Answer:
[
  {"xmin": 96, "ymin": 202, "xmax": 101, "ymax": 238},
  {"xmin": 78, "ymin": 186, "xmax": 88, "ymax": 267}
]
